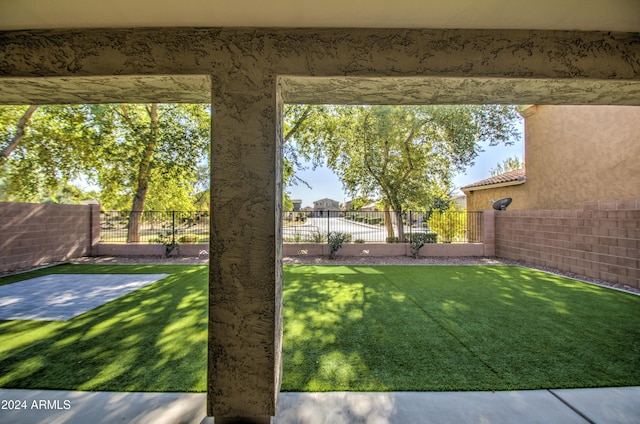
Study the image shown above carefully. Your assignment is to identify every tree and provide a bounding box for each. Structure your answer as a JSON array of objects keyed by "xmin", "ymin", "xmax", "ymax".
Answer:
[
  {"xmin": 282, "ymin": 104, "xmax": 334, "ymax": 197},
  {"xmin": 0, "ymin": 104, "xmax": 210, "ymax": 241},
  {"xmin": 0, "ymin": 105, "xmax": 103, "ymax": 202},
  {"xmin": 0, "ymin": 105, "xmax": 39, "ymax": 171},
  {"xmin": 86, "ymin": 104, "xmax": 210, "ymax": 242},
  {"xmin": 290, "ymin": 105, "xmax": 521, "ymax": 241},
  {"xmin": 490, "ymin": 155, "xmax": 524, "ymax": 176}
]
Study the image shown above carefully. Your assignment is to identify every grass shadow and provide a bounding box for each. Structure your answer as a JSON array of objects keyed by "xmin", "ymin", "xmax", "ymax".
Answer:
[
  {"xmin": 0, "ymin": 264, "xmax": 208, "ymax": 392},
  {"xmin": 281, "ymin": 265, "xmax": 640, "ymax": 392}
]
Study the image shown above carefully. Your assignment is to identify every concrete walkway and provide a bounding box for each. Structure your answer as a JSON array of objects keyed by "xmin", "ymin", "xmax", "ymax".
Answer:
[{"xmin": 1, "ymin": 387, "xmax": 638, "ymax": 424}]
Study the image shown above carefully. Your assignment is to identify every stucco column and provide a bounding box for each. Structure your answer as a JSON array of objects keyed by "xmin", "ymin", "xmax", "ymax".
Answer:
[{"xmin": 207, "ymin": 73, "xmax": 283, "ymax": 422}]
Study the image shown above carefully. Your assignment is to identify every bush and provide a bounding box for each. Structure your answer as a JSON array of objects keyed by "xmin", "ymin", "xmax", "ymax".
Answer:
[
  {"xmin": 149, "ymin": 231, "xmax": 179, "ymax": 257},
  {"xmin": 328, "ymin": 231, "xmax": 351, "ymax": 259},
  {"xmin": 428, "ymin": 209, "xmax": 467, "ymax": 243},
  {"xmin": 178, "ymin": 234, "xmax": 200, "ymax": 243},
  {"xmin": 307, "ymin": 231, "xmax": 326, "ymax": 243},
  {"xmin": 408, "ymin": 232, "xmax": 438, "ymax": 258},
  {"xmin": 354, "ymin": 239, "xmax": 366, "ymax": 244},
  {"xmin": 386, "ymin": 236, "xmax": 399, "ymax": 244}
]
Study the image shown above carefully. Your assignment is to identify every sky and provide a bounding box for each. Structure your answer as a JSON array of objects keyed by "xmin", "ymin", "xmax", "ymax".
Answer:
[{"xmin": 287, "ymin": 120, "xmax": 525, "ymax": 208}]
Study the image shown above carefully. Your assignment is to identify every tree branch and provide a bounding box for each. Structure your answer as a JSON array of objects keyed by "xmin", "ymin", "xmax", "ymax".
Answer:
[
  {"xmin": 0, "ymin": 105, "xmax": 39, "ymax": 169},
  {"xmin": 400, "ymin": 127, "xmax": 416, "ymax": 181},
  {"xmin": 284, "ymin": 105, "xmax": 312, "ymax": 143}
]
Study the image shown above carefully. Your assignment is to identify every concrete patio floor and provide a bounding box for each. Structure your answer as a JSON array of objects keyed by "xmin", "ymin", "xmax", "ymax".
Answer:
[{"xmin": 1, "ymin": 387, "xmax": 638, "ymax": 424}]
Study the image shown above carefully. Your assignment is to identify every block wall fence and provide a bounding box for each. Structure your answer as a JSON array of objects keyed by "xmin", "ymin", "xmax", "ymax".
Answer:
[
  {"xmin": 0, "ymin": 202, "xmax": 100, "ymax": 273},
  {"xmin": 495, "ymin": 200, "xmax": 640, "ymax": 289},
  {"xmin": 1, "ymin": 201, "xmax": 638, "ymax": 289}
]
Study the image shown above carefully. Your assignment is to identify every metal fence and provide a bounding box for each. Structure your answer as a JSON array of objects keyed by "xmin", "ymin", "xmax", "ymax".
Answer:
[
  {"xmin": 100, "ymin": 210, "xmax": 210, "ymax": 244},
  {"xmin": 101, "ymin": 209, "xmax": 482, "ymax": 244},
  {"xmin": 284, "ymin": 210, "xmax": 483, "ymax": 243}
]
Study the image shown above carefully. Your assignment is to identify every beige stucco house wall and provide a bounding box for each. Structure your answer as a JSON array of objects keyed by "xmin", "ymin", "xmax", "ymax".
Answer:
[{"xmin": 464, "ymin": 105, "xmax": 640, "ymax": 211}]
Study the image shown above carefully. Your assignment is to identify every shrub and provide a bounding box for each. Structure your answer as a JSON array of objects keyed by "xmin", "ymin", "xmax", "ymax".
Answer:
[
  {"xmin": 408, "ymin": 232, "xmax": 438, "ymax": 258},
  {"xmin": 307, "ymin": 231, "xmax": 326, "ymax": 243},
  {"xmin": 149, "ymin": 231, "xmax": 179, "ymax": 257},
  {"xmin": 178, "ymin": 234, "xmax": 199, "ymax": 243},
  {"xmin": 328, "ymin": 231, "xmax": 350, "ymax": 259},
  {"xmin": 386, "ymin": 236, "xmax": 399, "ymax": 244},
  {"xmin": 354, "ymin": 239, "xmax": 366, "ymax": 244},
  {"xmin": 428, "ymin": 208, "xmax": 467, "ymax": 243}
]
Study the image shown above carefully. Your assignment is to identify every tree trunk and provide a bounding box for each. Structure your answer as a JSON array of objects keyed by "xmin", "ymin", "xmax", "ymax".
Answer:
[
  {"xmin": 384, "ymin": 205, "xmax": 394, "ymax": 240},
  {"xmin": 0, "ymin": 105, "xmax": 39, "ymax": 171},
  {"xmin": 395, "ymin": 210, "xmax": 406, "ymax": 242},
  {"xmin": 126, "ymin": 104, "xmax": 158, "ymax": 243}
]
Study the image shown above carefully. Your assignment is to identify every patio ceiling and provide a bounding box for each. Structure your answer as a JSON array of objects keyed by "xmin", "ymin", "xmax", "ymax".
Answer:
[{"xmin": 1, "ymin": 0, "xmax": 638, "ymax": 32}]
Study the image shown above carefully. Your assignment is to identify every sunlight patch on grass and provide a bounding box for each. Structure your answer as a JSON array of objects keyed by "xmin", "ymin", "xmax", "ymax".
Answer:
[
  {"xmin": 0, "ymin": 264, "xmax": 208, "ymax": 393},
  {"xmin": 0, "ymin": 263, "xmax": 638, "ymax": 393},
  {"xmin": 282, "ymin": 265, "xmax": 640, "ymax": 392}
]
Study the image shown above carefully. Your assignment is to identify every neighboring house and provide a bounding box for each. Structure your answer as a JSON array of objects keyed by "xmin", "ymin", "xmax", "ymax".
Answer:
[
  {"xmin": 462, "ymin": 168, "xmax": 526, "ymax": 211},
  {"xmin": 462, "ymin": 105, "xmax": 640, "ymax": 211},
  {"xmin": 360, "ymin": 202, "xmax": 379, "ymax": 212},
  {"xmin": 312, "ymin": 198, "xmax": 340, "ymax": 216},
  {"xmin": 291, "ymin": 199, "xmax": 302, "ymax": 212},
  {"xmin": 450, "ymin": 195, "xmax": 467, "ymax": 210}
]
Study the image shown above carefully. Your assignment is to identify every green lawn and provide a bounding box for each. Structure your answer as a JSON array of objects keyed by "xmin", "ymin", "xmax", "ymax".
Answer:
[
  {"xmin": 0, "ymin": 264, "xmax": 208, "ymax": 392},
  {"xmin": 0, "ymin": 264, "xmax": 639, "ymax": 393},
  {"xmin": 281, "ymin": 265, "xmax": 640, "ymax": 391}
]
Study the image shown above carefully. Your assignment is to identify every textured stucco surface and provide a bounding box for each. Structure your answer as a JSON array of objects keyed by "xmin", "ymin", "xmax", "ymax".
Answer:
[
  {"xmin": 0, "ymin": 75, "xmax": 211, "ymax": 104},
  {"xmin": 465, "ymin": 105, "xmax": 640, "ymax": 211},
  {"xmin": 1, "ymin": 27, "xmax": 639, "ymax": 420},
  {"xmin": 1, "ymin": 28, "xmax": 640, "ymax": 105},
  {"xmin": 525, "ymin": 105, "xmax": 640, "ymax": 209}
]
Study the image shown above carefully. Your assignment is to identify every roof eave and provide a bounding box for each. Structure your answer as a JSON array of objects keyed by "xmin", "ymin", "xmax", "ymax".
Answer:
[{"xmin": 461, "ymin": 178, "xmax": 526, "ymax": 193}]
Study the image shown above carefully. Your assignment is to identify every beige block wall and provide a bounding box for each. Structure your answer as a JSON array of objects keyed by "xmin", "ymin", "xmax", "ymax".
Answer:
[
  {"xmin": 0, "ymin": 202, "xmax": 100, "ymax": 273},
  {"xmin": 495, "ymin": 200, "xmax": 640, "ymax": 288}
]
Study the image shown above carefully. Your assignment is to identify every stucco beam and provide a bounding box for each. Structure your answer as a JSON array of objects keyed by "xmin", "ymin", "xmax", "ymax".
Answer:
[
  {"xmin": 0, "ymin": 75, "xmax": 211, "ymax": 105},
  {"xmin": 1, "ymin": 28, "xmax": 639, "ymax": 106},
  {"xmin": 279, "ymin": 76, "xmax": 640, "ymax": 105}
]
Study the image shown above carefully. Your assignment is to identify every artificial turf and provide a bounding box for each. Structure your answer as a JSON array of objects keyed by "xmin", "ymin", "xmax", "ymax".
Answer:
[
  {"xmin": 281, "ymin": 265, "xmax": 640, "ymax": 392},
  {"xmin": 0, "ymin": 264, "xmax": 638, "ymax": 393},
  {"xmin": 0, "ymin": 264, "xmax": 208, "ymax": 392}
]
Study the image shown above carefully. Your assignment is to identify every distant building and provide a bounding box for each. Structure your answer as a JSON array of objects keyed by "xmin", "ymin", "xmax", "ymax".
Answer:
[
  {"xmin": 360, "ymin": 202, "xmax": 378, "ymax": 212},
  {"xmin": 291, "ymin": 199, "xmax": 302, "ymax": 212},
  {"xmin": 450, "ymin": 195, "xmax": 467, "ymax": 210},
  {"xmin": 312, "ymin": 198, "xmax": 340, "ymax": 216}
]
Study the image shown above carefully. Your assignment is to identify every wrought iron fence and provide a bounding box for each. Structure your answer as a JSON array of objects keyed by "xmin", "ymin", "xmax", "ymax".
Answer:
[
  {"xmin": 100, "ymin": 210, "xmax": 210, "ymax": 244},
  {"xmin": 283, "ymin": 210, "xmax": 483, "ymax": 244},
  {"xmin": 101, "ymin": 209, "xmax": 482, "ymax": 244}
]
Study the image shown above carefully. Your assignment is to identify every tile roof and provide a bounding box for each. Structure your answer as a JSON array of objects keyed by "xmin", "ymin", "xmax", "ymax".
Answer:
[{"xmin": 461, "ymin": 168, "xmax": 526, "ymax": 190}]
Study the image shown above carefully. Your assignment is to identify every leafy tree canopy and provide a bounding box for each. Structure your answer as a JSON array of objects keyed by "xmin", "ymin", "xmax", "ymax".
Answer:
[
  {"xmin": 0, "ymin": 104, "xmax": 210, "ymax": 211},
  {"xmin": 490, "ymin": 155, "xmax": 525, "ymax": 176},
  {"xmin": 288, "ymin": 104, "xmax": 521, "ymax": 209},
  {"xmin": 285, "ymin": 104, "xmax": 522, "ymax": 239}
]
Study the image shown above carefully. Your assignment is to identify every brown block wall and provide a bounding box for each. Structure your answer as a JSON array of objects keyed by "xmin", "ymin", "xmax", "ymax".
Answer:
[
  {"xmin": 0, "ymin": 202, "xmax": 100, "ymax": 273},
  {"xmin": 495, "ymin": 200, "xmax": 640, "ymax": 288}
]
